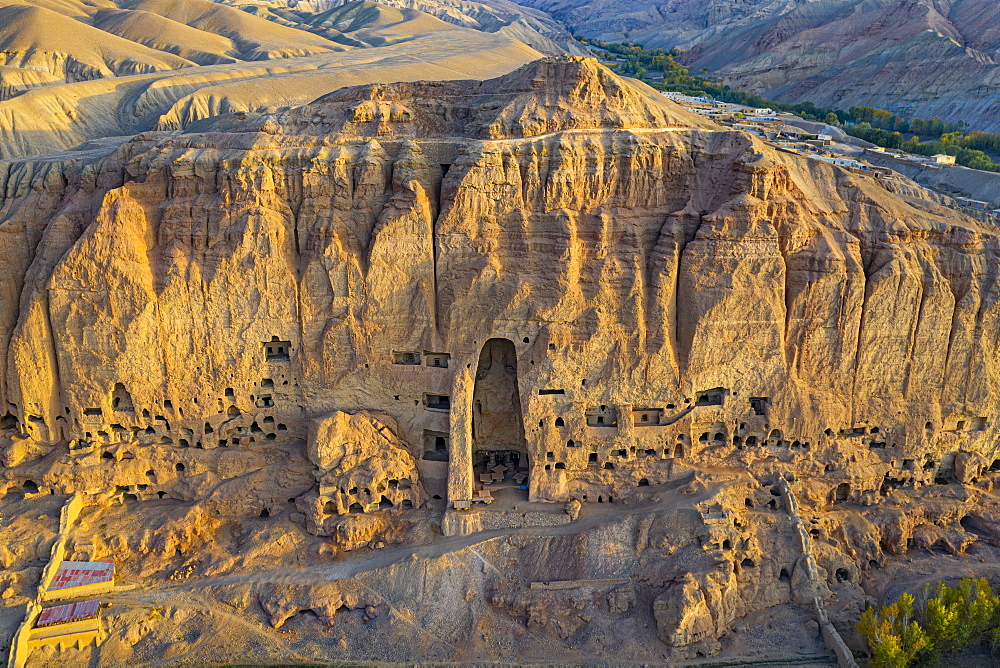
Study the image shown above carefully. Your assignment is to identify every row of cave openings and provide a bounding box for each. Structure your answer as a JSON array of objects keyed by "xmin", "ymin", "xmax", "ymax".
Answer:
[
  {"xmin": 579, "ymin": 390, "xmax": 768, "ymax": 429},
  {"xmin": 324, "ymin": 478, "xmax": 416, "ymax": 515},
  {"xmin": 25, "ymin": 333, "xmax": 297, "ymax": 433},
  {"xmin": 67, "ymin": 366, "xmax": 299, "ymax": 446}
]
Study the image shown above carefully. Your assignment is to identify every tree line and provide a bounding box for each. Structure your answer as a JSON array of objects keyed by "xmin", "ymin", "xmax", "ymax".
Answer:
[{"xmin": 578, "ymin": 37, "xmax": 1000, "ymax": 174}]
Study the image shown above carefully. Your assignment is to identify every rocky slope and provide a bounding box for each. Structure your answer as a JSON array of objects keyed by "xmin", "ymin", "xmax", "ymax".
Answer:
[
  {"xmin": 221, "ymin": 0, "xmax": 584, "ymax": 55},
  {"xmin": 518, "ymin": 0, "xmax": 1000, "ymax": 132},
  {"xmin": 1, "ymin": 57, "xmax": 1000, "ymax": 665},
  {"xmin": 0, "ymin": 0, "xmax": 541, "ymax": 159}
]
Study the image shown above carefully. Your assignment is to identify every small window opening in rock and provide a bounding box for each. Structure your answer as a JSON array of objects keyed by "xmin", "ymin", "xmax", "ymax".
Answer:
[
  {"xmin": 779, "ymin": 568, "xmax": 790, "ymax": 582},
  {"xmin": 745, "ymin": 498, "xmax": 754, "ymax": 509},
  {"xmin": 768, "ymin": 499, "xmax": 777, "ymax": 510},
  {"xmin": 402, "ymin": 499, "xmax": 414, "ymax": 509},
  {"xmin": 745, "ymin": 436, "xmax": 758, "ymax": 446},
  {"xmin": 423, "ymin": 394, "xmax": 451, "ymax": 411},
  {"xmin": 695, "ymin": 388, "xmax": 724, "ymax": 406},
  {"xmin": 638, "ymin": 478, "xmax": 650, "ymax": 487},
  {"xmin": 546, "ymin": 451, "xmax": 555, "ymax": 461},
  {"xmin": 723, "ymin": 539, "xmax": 732, "ymax": 550},
  {"xmin": 555, "ymin": 462, "xmax": 566, "ymax": 470},
  {"xmin": 935, "ymin": 476, "xmax": 949, "ymax": 485},
  {"xmin": 102, "ymin": 451, "xmax": 114, "ymax": 460},
  {"xmin": 538, "ymin": 389, "xmax": 565, "ymax": 395},
  {"xmin": 175, "ymin": 462, "xmax": 185, "ymax": 472},
  {"xmin": 323, "ymin": 500, "xmax": 336, "ymax": 514},
  {"xmin": 178, "ymin": 439, "xmax": 189, "ymax": 448},
  {"xmin": 23, "ymin": 480, "xmax": 38, "ymax": 493},
  {"xmin": 603, "ymin": 462, "xmax": 615, "ymax": 470},
  {"xmin": 548, "ymin": 343, "xmax": 556, "ymax": 351},
  {"xmin": 588, "ymin": 452, "xmax": 598, "ymax": 463},
  {"xmin": 544, "ymin": 464, "xmax": 551, "ymax": 471},
  {"xmin": 265, "ymin": 337, "xmax": 292, "ymax": 361},
  {"xmin": 432, "ymin": 494, "xmax": 442, "ymax": 500},
  {"xmin": 597, "ymin": 496, "xmax": 604, "ymax": 503},
  {"xmin": 835, "ymin": 483, "xmax": 850, "ymax": 501},
  {"xmin": 714, "ymin": 432, "xmax": 724, "ymax": 441},
  {"xmin": 258, "ymin": 508, "xmax": 270, "ymax": 518},
  {"xmin": 674, "ymin": 444, "xmax": 684, "ymax": 458},
  {"xmin": 378, "ymin": 496, "xmax": 394, "ymax": 510},
  {"xmin": 749, "ymin": 397, "xmax": 768, "ymax": 416},
  {"xmin": 958, "ymin": 420, "xmax": 966, "ymax": 430},
  {"xmin": 925, "ymin": 421, "xmax": 933, "ymax": 430},
  {"xmin": 146, "ymin": 470, "xmax": 155, "ymax": 478},
  {"xmin": 666, "ymin": 403, "xmax": 675, "ymax": 409},
  {"xmin": 555, "ymin": 417, "xmax": 565, "ymax": 427},
  {"xmin": 398, "ymin": 478, "xmax": 412, "ymax": 490},
  {"xmin": 924, "ymin": 460, "xmax": 936, "ymax": 471},
  {"xmin": 349, "ymin": 503, "xmax": 364, "ymax": 514},
  {"xmin": 522, "ymin": 337, "xmax": 529, "ymax": 343},
  {"xmin": 699, "ymin": 432, "xmax": 709, "ymax": 442},
  {"xmin": 741, "ymin": 558, "xmax": 755, "ymax": 568},
  {"xmin": 277, "ymin": 424, "xmax": 287, "ymax": 431},
  {"xmin": 835, "ymin": 568, "xmax": 850, "ymax": 582},
  {"xmin": 111, "ymin": 383, "xmax": 134, "ymax": 412},
  {"xmin": 425, "ymin": 353, "xmax": 451, "ymax": 369},
  {"xmin": 644, "ymin": 448, "xmax": 656, "ymax": 457}
]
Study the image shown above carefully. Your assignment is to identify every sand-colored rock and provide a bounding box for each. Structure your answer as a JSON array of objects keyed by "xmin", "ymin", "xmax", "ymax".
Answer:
[
  {"xmin": 0, "ymin": 0, "xmax": 543, "ymax": 159},
  {"xmin": 2, "ymin": 55, "xmax": 1000, "ymax": 666}
]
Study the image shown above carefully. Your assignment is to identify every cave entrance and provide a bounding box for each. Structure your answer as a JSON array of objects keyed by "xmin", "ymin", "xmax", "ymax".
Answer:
[{"xmin": 471, "ymin": 338, "xmax": 528, "ymax": 501}]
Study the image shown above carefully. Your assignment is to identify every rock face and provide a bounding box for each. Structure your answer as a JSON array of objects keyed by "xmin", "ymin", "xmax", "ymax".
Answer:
[
  {"xmin": 1, "ymin": 53, "xmax": 995, "ymax": 515},
  {"xmin": 1, "ymin": 55, "xmax": 999, "ymax": 663},
  {"xmin": 517, "ymin": 0, "xmax": 1000, "ymax": 131}
]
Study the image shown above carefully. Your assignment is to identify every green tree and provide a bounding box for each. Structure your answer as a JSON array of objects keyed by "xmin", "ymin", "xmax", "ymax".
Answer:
[
  {"xmin": 858, "ymin": 593, "xmax": 932, "ymax": 668},
  {"xmin": 923, "ymin": 579, "xmax": 1000, "ymax": 653}
]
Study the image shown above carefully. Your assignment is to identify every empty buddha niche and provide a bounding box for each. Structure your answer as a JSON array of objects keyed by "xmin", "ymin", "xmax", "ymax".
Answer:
[{"xmin": 471, "ymin": 338, "xmax": 529, "ymax": 496}]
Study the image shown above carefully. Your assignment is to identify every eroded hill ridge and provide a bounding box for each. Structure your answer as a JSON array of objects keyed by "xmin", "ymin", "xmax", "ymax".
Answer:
[{"xmin": 1, "ymin": 57, "xmax": 999, "ymax": 664}]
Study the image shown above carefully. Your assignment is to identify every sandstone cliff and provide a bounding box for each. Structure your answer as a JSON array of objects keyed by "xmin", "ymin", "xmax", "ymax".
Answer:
[{"xmin": 2, "ymin": 56, "xmax": 999, "ymax": 665}]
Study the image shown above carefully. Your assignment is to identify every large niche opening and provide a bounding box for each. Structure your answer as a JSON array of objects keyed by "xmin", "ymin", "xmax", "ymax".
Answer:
[{"xmin": 471, "ymin": 338, "xmax": 529, "ymax": 500}]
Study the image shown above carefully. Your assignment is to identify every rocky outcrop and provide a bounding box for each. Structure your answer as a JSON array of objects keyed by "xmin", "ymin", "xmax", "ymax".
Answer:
[
  {"xmin": 0, "ymin": 55, "xmax": 997, "ymax": 664},
  {"xmin": 309, "ymin": 411, "xmax": 425, "ymax": 515}
]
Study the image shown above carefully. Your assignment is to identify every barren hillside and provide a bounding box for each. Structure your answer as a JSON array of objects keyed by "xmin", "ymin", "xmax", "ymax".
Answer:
[
  {"xmin": 0, "ymin": 0, "xmax": 542, "ymax": 159},
  {"xmin": 517, "ymin": 0, "xmax": 1000, "ymax": 131}
]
